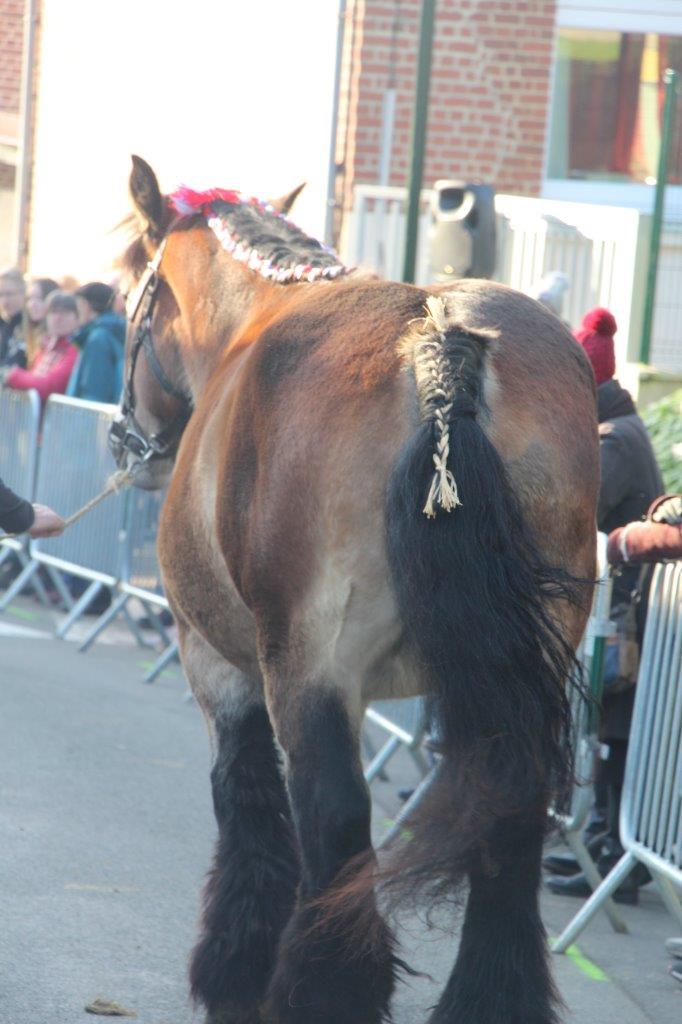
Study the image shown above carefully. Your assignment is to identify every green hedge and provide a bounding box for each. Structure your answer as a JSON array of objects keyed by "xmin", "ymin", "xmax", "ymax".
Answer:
[{"xmin": 642, "ymin": 388, "xmax": 682, "ymax": 493}]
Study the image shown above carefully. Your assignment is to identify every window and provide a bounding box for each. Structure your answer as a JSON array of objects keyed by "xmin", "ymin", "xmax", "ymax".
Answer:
[{"xmin": 548, "ymin": 30, "xmax": 682, "ymax": 184}]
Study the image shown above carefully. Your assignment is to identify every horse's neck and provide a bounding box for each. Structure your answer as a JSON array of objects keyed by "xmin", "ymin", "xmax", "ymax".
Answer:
[{"xmin": 169, "ymin": 239, "xmax": 272, "ymax": 398}]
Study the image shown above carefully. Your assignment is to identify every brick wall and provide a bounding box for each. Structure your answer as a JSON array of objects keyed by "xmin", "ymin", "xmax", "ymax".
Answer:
[
  {"xmin": 335, "ymin": 0, "xmax": 557, "ymax": 236},
  {"xmin": 0, "ymin": 0, "xmax": 43, "ymax": 269},
  {"xmin": 0, "ymin": 0, "xmax": 25, "ymax": 265},
  {"xmin": 0, "ymin": 0, "xmax": 25, "ymax": 113}
]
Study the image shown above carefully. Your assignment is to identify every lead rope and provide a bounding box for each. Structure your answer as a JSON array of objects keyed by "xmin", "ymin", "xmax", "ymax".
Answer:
[{"xmin": 0, "ymin": 466, "xmax": 138, "ymax": 541}]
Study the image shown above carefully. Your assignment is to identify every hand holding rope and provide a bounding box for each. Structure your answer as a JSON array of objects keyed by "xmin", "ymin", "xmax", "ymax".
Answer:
[{"xmin": 0, "ymin": 465, "xmax": 139, "ymax": 542}]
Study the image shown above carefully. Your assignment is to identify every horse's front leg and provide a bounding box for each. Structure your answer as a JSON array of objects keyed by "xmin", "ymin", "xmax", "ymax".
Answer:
[
  {"xmin": 266, "ymin": 685, "xmax": 399, "ymax": 1024},
  {"xmin": 431, "ymin": 807, "xmax": 560, "ymax": 1024},
  {"xmin": 180, "ymin": 628, "xmax": 300, "ymax": 1024}
]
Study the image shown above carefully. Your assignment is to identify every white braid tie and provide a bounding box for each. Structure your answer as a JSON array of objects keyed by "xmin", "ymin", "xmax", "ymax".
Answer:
[{"xmin": 423, "ymin": 401, "xmax": 461, "ymax": 518}]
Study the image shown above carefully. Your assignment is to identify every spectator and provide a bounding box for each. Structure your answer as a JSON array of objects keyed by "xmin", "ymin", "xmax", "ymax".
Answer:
[
  {"xmin": 545, "ymin": 307, "xmax": 663, "ymax": 904},
  {"xmin": 0, "ymin": 268, "xmax": 27, "ymax": 369},
  {"xmin": 576, "ymin": 309, "xmax": 664, "ymax": 533},
  {"xmin": 0, "ymin": 475, "xmax": 64, "ymax": 537},
  {"xmin": 607, "ymin": 493, "xmax": 682, "ymax": 565},
  {"xmin": 58, "ymin": 274, "xmax": 80, "ymax": 293},
  {"xmin": 68, "ymin": 282, "xmax": 126, "ymax": 404},
  {"xmin": 24, "ymin": 277, "xmax": 59, "ymax": 365},
  {"xmin": 2, "ymin": 291, "xmax": 79, "ymax": 406}
]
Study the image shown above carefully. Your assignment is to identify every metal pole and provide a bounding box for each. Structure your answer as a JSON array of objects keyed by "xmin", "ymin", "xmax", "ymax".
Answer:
[
  {"xmin": 324, "ymin": 0, "xmax": 348, "ymax": 247},
  {"xmin": 13, "ymin": 0, "xmax": 39, "ymax": 271},
  {"xmin": 640, "ymin": 68, "xmax": 678, "ymax": 364},
  {"xmin": 401, "ymin": 0, "xmax": 436, "ymax": 283}
]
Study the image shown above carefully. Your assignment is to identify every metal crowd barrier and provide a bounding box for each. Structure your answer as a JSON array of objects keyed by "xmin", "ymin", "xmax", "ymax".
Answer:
[
  {"xmin": 0, "ymin": 395, "xmax": 127, "ymax": 632},
  {"xmin": 363, "ymin": 697, "xmax": 430, "ymax": 784},
  {"xmin": 0, "ymin": 394, "xmax": 179, "ymax": 679},
  {"xmin": 554, "ymin": 559, "xmax": 682, "ymax": 952},
  {"xmin": 550, "ymin": 533, "xmax": 627, "ymax": 933},
  {"xmin": 0, "ymin": 388, "xmax": 53, "ymax": 605},
  {"xmin": 79, "ymin": 486, "xmax": 179, "ymax": 683}
]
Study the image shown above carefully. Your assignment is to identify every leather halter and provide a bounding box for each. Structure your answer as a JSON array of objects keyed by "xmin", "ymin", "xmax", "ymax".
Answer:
[{"xmin": 109, "ymin": 238, "xmax": 193, "ymax": 464}]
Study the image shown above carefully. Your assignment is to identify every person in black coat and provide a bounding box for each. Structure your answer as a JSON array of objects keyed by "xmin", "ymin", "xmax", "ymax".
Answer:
[
  {"xmin": 546, "ymin": 308, "xmax": 663, "ymax": 902},
  {"xmin": 0, "ymin": 476, "xmax": 64, "ymax": 537}
]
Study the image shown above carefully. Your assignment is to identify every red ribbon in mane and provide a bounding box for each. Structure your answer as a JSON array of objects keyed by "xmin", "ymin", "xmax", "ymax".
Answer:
[{"xmin": 170, "ymin": 186, "xmax": 243, "ymax": 216}]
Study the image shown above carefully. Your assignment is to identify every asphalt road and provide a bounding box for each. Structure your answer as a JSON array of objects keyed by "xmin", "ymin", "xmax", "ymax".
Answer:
[{"xmin": 1, "ymin": 604, "xmax": 680, "ymax": 1024}]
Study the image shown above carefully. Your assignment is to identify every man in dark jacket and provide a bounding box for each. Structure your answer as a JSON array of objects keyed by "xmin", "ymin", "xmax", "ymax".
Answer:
[
  {"xmin": 0, "ymin": 476, "xmax": 64, "ymax": 537},
  {"xmin": 546, "ymin": 308, "xmax": 663, "ymax": 902}
]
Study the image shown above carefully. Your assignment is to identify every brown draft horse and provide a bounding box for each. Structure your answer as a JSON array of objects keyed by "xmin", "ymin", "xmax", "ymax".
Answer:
[{"xmin": 111, "ymin": 156, "xmax": 599, "ymax": 1024}]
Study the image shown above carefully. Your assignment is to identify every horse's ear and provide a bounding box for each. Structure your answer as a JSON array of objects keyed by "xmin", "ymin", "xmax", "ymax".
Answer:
[
  {"xmin": 270, "ymin": 182, "xmax": 306, "ymax": 215},
  {"xmin": 130, "ymin": 155, "xmax": 166, "ymax": 238}
]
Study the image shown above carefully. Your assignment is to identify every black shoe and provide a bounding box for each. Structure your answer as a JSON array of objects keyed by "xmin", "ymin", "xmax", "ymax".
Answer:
[
  {"xmin": 0, "ymin": 554, "xmax": 21, "ymax": 588},
  {"xmin": 546, "ymin": 869, "xmax": 640, "ymax": 905},
  {"xmin": 606, "ymin": 859, "xmax": 651, "ymax": 888},
  {"xmin": 82, "ymin": 590, "xmax": 113, "ymax": 616},
  {"xmin": 136, "ymin": 608, "xmax": 174, "ymax": 630},
  {"xmin": 543, "ymin": 832, "xmax": 607, "ymax": 877}
]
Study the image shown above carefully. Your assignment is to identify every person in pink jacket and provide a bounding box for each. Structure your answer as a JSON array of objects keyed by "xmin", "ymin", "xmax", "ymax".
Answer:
[{"xmin": 1, "ymin": 290, "xmax": 79, "ymax": 406}]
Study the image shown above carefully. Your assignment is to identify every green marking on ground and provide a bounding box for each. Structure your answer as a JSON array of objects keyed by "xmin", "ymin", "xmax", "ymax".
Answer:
[
  {"xmin": 6, "ymin": 605, "xmax": 38, "ymax": 622},
  {"xmin": 136, "ymin": 660, "xmax": 177, "ymax": 678},
  {"xmin": 565, "ymin": 943, "xmax": 608, "ymax": 982}
]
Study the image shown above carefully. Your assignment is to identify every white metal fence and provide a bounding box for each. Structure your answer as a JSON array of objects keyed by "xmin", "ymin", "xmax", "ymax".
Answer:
[
  {"xmin": 0, "ymin": 393, "xmax": 176, "ymax": 679},
  {"xmin": 554, "ymin": 559, "xmax": 682, "ymax": 952}
]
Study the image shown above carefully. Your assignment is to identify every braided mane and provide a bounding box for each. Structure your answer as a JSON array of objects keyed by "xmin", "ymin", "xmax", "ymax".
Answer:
[{"xmin": 168, "ymin": 186, "xmax": 349, "ymax": 285}]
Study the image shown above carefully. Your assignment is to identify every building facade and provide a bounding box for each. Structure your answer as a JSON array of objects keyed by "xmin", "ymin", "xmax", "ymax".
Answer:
[
  {"xmin": 334, "ymin": 0, "xmax": 682, "ymax": 242},
  {"xmin": 0, "ymin": 0, "xmax": 25, "ymax": 267}
]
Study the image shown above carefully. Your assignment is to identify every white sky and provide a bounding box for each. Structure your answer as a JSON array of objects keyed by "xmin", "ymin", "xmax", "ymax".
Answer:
[{"xmin": 29, "ymin": 0, "xmax": 340, "ymax": 280}]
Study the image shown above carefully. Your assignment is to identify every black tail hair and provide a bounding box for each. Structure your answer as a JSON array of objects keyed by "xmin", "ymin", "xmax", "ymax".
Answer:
[{"xmin": 383, "ymin": 321, "xmax": 585, "ymax": 898}]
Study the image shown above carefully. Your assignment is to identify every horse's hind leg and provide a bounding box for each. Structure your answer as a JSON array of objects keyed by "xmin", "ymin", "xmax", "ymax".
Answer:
[
  {"xmin": 431, "ymin": 805, "xmax": 559, "ymax": 1024},
  {"xmin": 180, "ymin": 628, "xmax": 299, "ymax": 1024},
  {"xmin": 266, "ymin": 685, "xmax": 399, "ymax": 1024}
]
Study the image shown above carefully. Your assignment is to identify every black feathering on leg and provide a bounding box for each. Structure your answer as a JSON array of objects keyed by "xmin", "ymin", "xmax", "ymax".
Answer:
[
  {"xmin": 190, "ymin": 704, "xmax": 299, "ymax": 1021},
  {"xmin": 265, "ymin": 689, "xmax": 400, "ymax": 1024},
  {"xmin": 267, "ymin": 898, "xmax": 401, "ymax": 1024},
  {"xmin": 429, "ymin": 813, "xmax": 561, "ymax": 1024}
]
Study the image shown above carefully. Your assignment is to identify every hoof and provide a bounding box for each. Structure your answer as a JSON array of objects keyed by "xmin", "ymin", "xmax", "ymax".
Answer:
[
  {"xmin": 205, "ymin": 1009, "xmax": 265, "ymax": 1024},
  {"xmin": 266, "ymin": 904, "xmax": 398, "ymax": 1024}
]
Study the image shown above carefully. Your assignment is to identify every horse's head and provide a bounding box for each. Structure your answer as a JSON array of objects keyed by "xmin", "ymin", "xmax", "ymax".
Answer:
[
  {"xmin": 110, "ymin": 154, "xmax": 330, "ymax": 489},
  {"xmin": 109, "ymin": 156, "xmax": 193, "ymax": 490}
]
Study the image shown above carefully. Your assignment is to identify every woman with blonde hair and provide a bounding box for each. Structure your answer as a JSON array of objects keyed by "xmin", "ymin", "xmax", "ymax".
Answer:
[
  {"xmin": 3, "ymin": 290, "xmax": 79, "ymax": 406},
  {"xmin": 23, "ymin": 277, "xmax": 59, "ymax": 365}
]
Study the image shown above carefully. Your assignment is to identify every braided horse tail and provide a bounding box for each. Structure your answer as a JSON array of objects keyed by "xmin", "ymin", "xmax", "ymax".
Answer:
[{"xmin": 384, "ymin": 294, "xmax": 580, "ymax": 897}]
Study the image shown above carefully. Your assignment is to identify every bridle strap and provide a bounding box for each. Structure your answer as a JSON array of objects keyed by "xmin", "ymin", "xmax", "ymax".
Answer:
[
  {"xmin": 142, "ymin": 330, "xmax": 189, "ymax": 403},
  {"xmin": 126, "ymin": 238, "xmax": 167, "ymax": 324},
  {"xmin": 114, "ymin": 235, "xmax": 193, "ymax": 463}
]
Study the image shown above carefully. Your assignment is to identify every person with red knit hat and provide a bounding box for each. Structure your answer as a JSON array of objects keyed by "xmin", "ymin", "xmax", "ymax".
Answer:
[
  {"xmin": 571, "ymin": 306, "xmax": 662, "ymax": 532},
  {"xmin": 545, "ymin": 305, "xmax": 664, "ymax": 904},
  {"xmin": 574, "ymin": 307, "xmax": 617, "ymax": 385}
]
